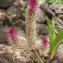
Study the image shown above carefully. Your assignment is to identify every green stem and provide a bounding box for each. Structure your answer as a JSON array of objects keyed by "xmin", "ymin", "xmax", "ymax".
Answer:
[{"xmin": 35, "ymin": 50, "xmax": 44, "ymax": 63}]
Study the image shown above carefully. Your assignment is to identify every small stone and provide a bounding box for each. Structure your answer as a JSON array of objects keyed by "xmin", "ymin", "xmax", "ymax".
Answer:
[
  {"xmin": 0, "ymin": 21, "xmax": 3, "ymax": 26},
  {"xmin": 0, "ymin": 29, "xmax": 8, "ymax": 45},
  {"xmin": 0, "ymin": 0, "xmax": 15, "ymax": 8},
  {"xmin": 40, "ymin": 3, "xmax": 49, "ymax": 11},
  {"xmin": 55, "ymin": 10, "xmax": 63, "ymax": 15},
  {"xmin": 37, "ymin": 8, "xmax": 45, "ymax": 23},
  {"xmin": 55, "ymin": 17, "xmax": 63, "ymax": 25},
  {"xmin": 49, "ymin": 3, "xmax": 60, "ymax": 12},
  {"xmin": 36, "ymin": 23, "xmax": 48, "ymax": 35},
  {"xmin": 6, "ymin": 5, "xmax": 23, "ymax": 25},
  {"xmin": 45, "ymin": 9, "xmax": 55, "ymax": 19},
  {"xmin": 58, "ymin": 15, "xmax": 63, "ymax": 20},
  {"xmin": 51, "ymin": 59, "xmax": 60, "ymax": 63}
]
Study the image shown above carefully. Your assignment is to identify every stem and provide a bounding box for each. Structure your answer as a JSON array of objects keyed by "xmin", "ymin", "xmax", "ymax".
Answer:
[{"xmin": 35, "ymin": 50, "xmax": 44, "ymax": 63}]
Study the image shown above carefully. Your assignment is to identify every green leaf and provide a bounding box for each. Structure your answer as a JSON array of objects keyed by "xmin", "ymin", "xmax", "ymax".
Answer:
[
  {"xmin": 49, "ymin": 18, "xmax": 55, "ymax": 54},
  {"xmin": 0, "ymin": 26, "xmax": 5, "ymax": 29},
  {"xmin": 50, "ymin": 28, "xmax": 63, "ymax": 59},
  {"xmin": 49, "ymin": 17, "xmax": 55, "ymax": 42},
  {"xmin": 6, "ymin": 12, "xmax": 11, "ymax": 15},
  {"xmin": 38, "ymin": 0, "xmax": 45, "ymax": 4},
  {"xmin": 12, "ymin": 22, "xmax": 16, "ymax": 26},
  {"xmin": 20, "ymin": 5, "xmax": 25, "ymax": 10},
  {"xmin": 46, "ymin": 17, "xmax": 55, "ymax": 41},
  {"xmin": 46, "ymin": 16, "xmax": 55, "ymax": 56},
  {"xmin": 46, "ymin": 16, "xmax": 50, "ymax": 30},
  {"xmin": 48, "ymin": 0, "xmax": 63, "ymax": 4}
]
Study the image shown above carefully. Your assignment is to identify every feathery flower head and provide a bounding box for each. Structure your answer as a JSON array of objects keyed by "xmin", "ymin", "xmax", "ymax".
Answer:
[
  {"xmin": 27, "ymin": 0, "xmax": 38, "ymax": 12},
  {"xmin": 8, "ymin": 28, "xmax": 17, "ymax": 40},
  {"xmin": 41, "ymin": 38, "xmax": 48, "ymax": 47},
  {"xmin": 26, "ymin": 0, "xmax": 38, "ymax": 50}
]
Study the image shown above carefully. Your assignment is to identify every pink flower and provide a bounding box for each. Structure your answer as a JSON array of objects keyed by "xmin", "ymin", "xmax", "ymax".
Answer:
[
  {"xmin": 27, "ymin": 0, "xmax": 38, "ymax": 12},
  {"xmin": 8, "ymin": 28, "xmax": 17, "ymax": 40},
  {"xmin": 41, "ymin": 38, "xmax": 48, "ymax": 47}
]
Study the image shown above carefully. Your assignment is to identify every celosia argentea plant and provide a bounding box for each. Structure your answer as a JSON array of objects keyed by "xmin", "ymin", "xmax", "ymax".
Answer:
[
  {"xmin": 8, "ymin": 27, "xmax": 28, "ymax": 51},
  {"xmin": 46, "ymin": 16, "xmax": 63, "ymax": 59},
  {"xmin": 26, "ymin": 0, "xmax": 44, "ymax": 63},
  {"xmin": 8, "ymin": 0, "xmax": 44, "ymax": 63}
]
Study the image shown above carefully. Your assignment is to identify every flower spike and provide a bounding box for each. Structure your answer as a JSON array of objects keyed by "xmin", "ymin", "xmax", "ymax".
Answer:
[
  {"xmin": 8, "ymin": 28, "xmax": 33, "ymax": 52},
  {"xmin": 26, "ymin": 0, "xmax": 38, "ymax": 50}
]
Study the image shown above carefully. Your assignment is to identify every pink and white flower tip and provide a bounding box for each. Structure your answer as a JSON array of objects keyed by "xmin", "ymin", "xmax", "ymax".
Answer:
[
  {"xmin": 27, "ymin": 0, "xmax": 38, "ymax": 11},
  {"xmin": 41, "ymin": 38, "xmax": 48, "ymax": 47},
  {"xmin": 8, "ymin": 27, "xmax": 17, "ymax": 40}
]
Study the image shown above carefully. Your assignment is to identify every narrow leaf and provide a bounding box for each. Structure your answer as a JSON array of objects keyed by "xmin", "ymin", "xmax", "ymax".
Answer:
[
  {"xmin": 46, "ymin": 16, "xmax": 55, "ymax": 54},
  {"xmin": 46, "ymin": 16, "xmax": 51, "ymax": 30},
  {"xmin": 50, "ymin": 28, "xmax": 63, "ymax": 59},
  {"xmin": 49, "ymin": 18, "xmax": 55, "ymax": 55},
  {"xmin": 49, "ymin": 17, "xmax": 55, "ymax": 42}
]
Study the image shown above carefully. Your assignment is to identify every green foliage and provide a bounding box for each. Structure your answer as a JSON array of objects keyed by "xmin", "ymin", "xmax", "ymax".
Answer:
[
  {"xmin": 46, "ymin": 16, "xmax": 63, "ymax": 59},
  {"xmin": 0, "ymin": 26, "xmax": 5, "ymax": 29},
  {"xmin": 6, "ymin": 12, "xmax": 11, "ymax": 15},
  {"xmin": 51, "ymin": 29, "xmax": 63, "ymax": 59},
  {"xmin": 38, "ymin": 0, "xmax": 45, "ymax": 4},
  {"xmin": 37, "ymin": 0, "xmax": 63, "ymax": 5},
  {"xmin": 20, "ymin": 5, "xmax": 25, "ymax": 10},
  {"xmin": 10, "ymin": 20, "xmax": 20, "ymax": 26},
  {"xmin": 49, "ymin": 0, "xmax": 63, "ymax": 4},
  {"xmin": 46, "ymin": 16, "xmax": 55, "ymax": 56}
]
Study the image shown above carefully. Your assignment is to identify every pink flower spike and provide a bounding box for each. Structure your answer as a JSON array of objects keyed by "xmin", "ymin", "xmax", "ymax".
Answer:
[
  {"xmin": 41, "ymin": 38, "xmax": 48, "ymax": 47},
  {"xmin": 8, "ymin": 28, "xmax": 17, "ymax": 40},
  {"xmin": 27, "ymin": 0, "xmax": 38, "ymax": 11}
]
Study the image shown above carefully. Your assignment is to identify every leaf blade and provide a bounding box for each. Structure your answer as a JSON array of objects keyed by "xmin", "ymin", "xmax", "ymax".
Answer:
[{"xmin": 50, "ymin": 28, "xmax": 63, "ymax": 59}]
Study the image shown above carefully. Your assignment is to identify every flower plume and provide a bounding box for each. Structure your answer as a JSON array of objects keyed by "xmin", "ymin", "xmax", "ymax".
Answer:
[
  {"xmin": 27, "ymin": 0, "xmax": 38, "ymax": 11},
  {"xmin": 26, "ymin": 0, "xmax": 38, "ymax": 50}
]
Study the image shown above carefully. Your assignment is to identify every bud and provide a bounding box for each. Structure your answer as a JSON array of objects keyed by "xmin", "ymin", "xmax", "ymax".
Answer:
[
  {"xmin": 27, "ymin": 0, "xmax": 38, "ymax": 12},
  {"xmin": 19, "ymin": 0, "xmax": 24, "ymax": 5},
  {"xmin": 0, "ymin": 12, "xmax": 6, "ymax": 18},
  {"xmin": 39, "ymin": 38, "xmax": 49, "ymax": 56},
  {"xmin": 8, "ymin": 28, "xmax": 17, "ymax": 43},
  {"xmin": 41, "ymin": 38, "xmax": 48, "ymax": 47},
  {"xmin": 8, "ymin": 28, "xmax": 17, "ymax": 40}
]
